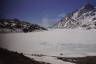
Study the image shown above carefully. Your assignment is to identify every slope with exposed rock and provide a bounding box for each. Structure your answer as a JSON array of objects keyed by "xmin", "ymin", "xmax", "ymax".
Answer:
[
  {"xmin": 0, "ymin": 19, "xmax": 47, "ymax": 33},
  {"xmin": 52, "ymin": 4, "xmax": 96, "ymax": 29}
]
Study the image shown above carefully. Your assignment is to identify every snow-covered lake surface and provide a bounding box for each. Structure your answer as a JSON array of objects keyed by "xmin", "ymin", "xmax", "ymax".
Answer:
[{"xmin": 0, "ymin": 29, "xmax": 96, "ymax": 57}]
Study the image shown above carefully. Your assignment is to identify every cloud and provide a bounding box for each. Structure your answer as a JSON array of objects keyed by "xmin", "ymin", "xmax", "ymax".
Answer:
[
  {"xmin": 53, "ymin": 12, "xmax": 66, "ymax": 22},
  {"xmin": 39, "ymin": 17, "xmax": 58, "ymax": 27},
  {"xmin": 41, "ymin": 17, "xmax": 49, "ymax": 27},
  {"xmin": 38, "ymin": 13, "xmax": 66, "ymax": 27},
  {"xmin": 57, "ymin": 13, "xmax": 65, "ymax": 18}
]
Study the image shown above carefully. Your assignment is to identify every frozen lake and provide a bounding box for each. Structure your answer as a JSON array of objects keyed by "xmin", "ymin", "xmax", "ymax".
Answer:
[{"xmin": 0, "ymin": 29, "xmax": 96, "ymax": 57}]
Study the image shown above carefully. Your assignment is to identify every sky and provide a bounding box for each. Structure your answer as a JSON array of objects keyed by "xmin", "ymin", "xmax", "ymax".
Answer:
[{"xmin": 0, "ymin": 0, "xmax": 96, "ymax": 27}]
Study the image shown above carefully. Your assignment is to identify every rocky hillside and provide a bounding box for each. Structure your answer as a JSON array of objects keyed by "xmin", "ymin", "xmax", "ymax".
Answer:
[
  {"xmin": 52, "ymin": 4, "xmax": 96, "ymax": 29},
  {"xmin": 0, "ymin": 19, "xmax": 47, "ymax": 33}
]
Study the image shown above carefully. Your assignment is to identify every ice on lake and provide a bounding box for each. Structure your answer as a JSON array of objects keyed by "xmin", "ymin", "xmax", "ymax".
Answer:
[{"xmin": 0, "ymin": 29, "xmax": 96, "ymax": 57}]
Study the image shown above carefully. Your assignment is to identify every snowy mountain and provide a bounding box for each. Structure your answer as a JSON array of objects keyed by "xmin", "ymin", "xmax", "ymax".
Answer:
[
  {"xmin": 0, "ymin": 19, "xmax": 47, "ymax": 33},
  {"xmin": 52, "ymin": 4, "xmax": 96, "ymax": 29}
]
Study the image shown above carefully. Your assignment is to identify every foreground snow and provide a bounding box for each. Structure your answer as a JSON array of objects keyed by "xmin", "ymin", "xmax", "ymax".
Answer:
[
  {"xmin": 25, "ymin": 54, "xmax": 75, "ymax": 64},
  {"xmin": 0, "ymin": 29, "xmax": 96, "ymax": 57}
]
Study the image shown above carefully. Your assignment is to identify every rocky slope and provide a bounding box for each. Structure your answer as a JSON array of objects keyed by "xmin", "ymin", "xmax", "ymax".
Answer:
[
  {"xmin": 0, "ymin": 48, "xmax": 50, "ymax": 64},
  {"xmin": 0, "ymin": 19, "xmax": 47, "ymax": 33},
  {"xmin": 52, "ymin": 4, "xmax": 96, "ymax": 29}
]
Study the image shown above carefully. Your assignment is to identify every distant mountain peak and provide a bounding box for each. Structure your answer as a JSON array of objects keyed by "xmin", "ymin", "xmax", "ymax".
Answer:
[
  {"xmin": 52, "ymin": 4, "xmax": 96, "ymax": 29},
  {"xmin": 80, "ymin": 3, "xmax": 94, "ymax": 10}
]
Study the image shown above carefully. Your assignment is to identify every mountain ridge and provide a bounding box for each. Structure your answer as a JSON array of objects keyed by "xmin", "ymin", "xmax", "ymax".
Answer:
[
  {"xmin": 0, "ymin": 18, "xmax": 47, "ymax": 33},
  {"xmin": 52, "ymin": 4, "xmax": 96, "ymax": 29}
]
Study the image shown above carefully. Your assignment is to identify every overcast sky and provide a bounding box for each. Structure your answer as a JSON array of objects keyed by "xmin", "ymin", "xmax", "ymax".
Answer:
[{"xmin": 0, "ymin": 0, "xmax": 96, "ymax": 27}]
